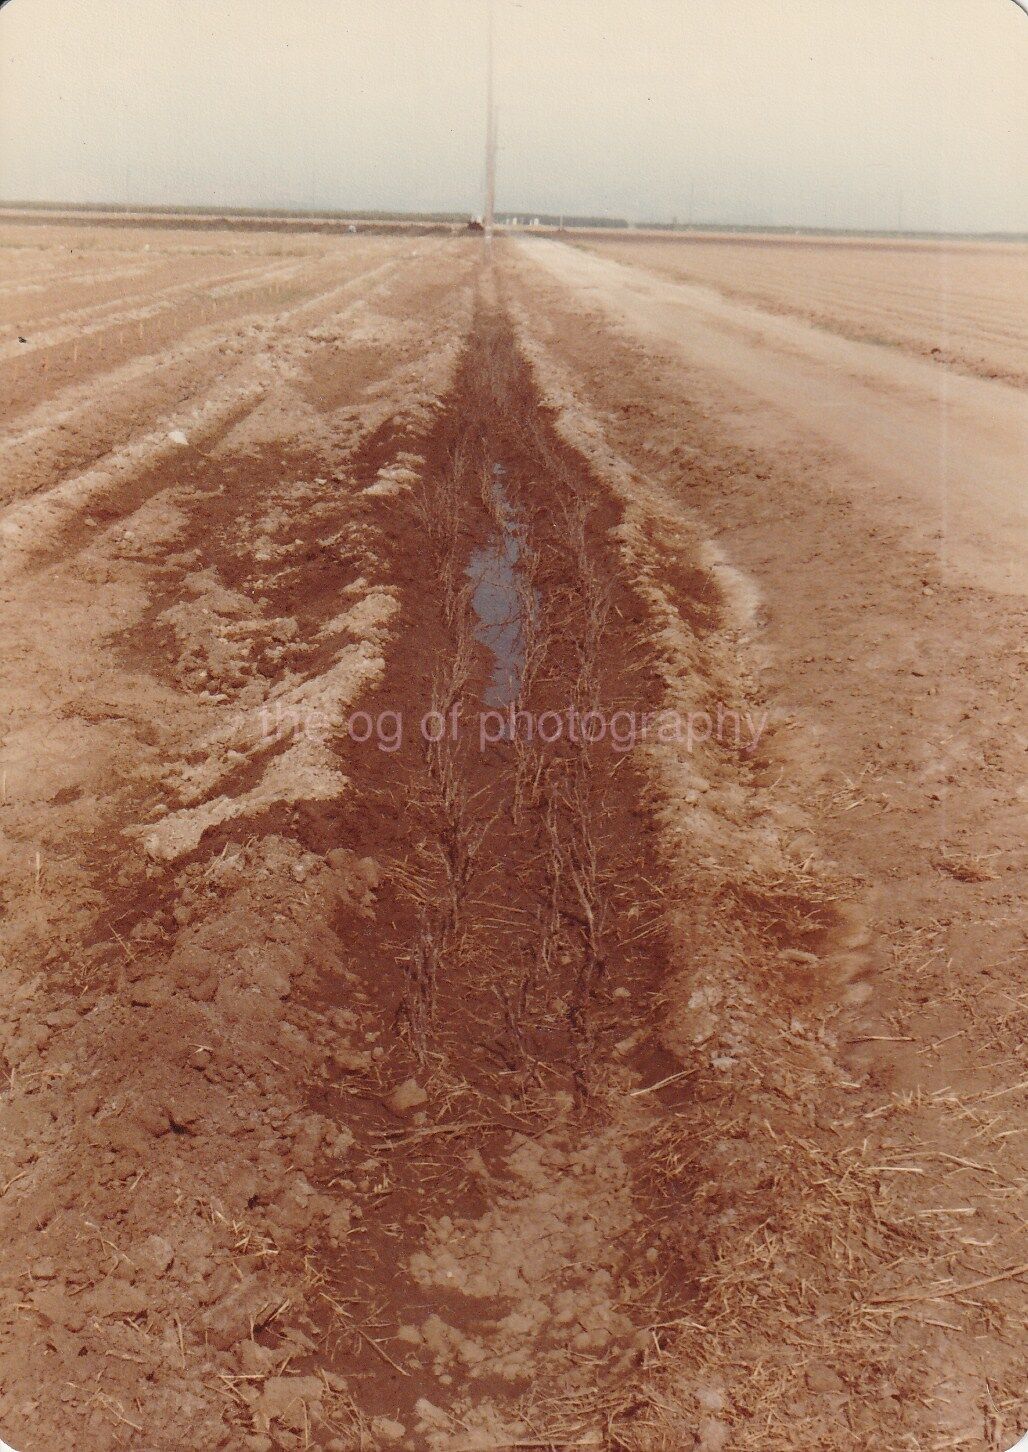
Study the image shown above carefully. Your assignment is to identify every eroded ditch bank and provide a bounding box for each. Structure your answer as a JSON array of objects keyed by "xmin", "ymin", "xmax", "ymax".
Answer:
[{"xmin": 300, "ymin": 299, "xmax": 699, "ymax": 1444}]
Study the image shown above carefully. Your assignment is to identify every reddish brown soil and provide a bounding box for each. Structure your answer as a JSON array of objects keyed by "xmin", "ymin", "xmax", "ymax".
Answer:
[{"xmin": 0, "ymin": 221, "xmax": 1023, "ymax": 1452}]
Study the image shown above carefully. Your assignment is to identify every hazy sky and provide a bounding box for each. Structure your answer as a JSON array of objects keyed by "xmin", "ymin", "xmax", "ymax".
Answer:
[{"xmin": 1, "ymin": 0, "xmax": 1025, "ymax": 231}]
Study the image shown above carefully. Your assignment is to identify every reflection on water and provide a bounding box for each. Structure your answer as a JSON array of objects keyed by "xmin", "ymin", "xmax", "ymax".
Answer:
[{"xmin": 467, "ymin": 463, "xmax": 529, "ymax": 711}]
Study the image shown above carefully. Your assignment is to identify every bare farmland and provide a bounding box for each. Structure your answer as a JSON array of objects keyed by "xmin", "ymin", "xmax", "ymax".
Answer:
[
  {"xmin": 0, "ymin": 218, "xmax": 1024, "ymax": 1451},
  {"xmin": 572, "ymin": 230, "xmax": 1028, "ymax": 386}
]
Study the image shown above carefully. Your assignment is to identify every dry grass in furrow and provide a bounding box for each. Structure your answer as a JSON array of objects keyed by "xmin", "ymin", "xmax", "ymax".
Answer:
[{"xmin": 576, "ymin": 234, "xmax": 1028, "ymax": 387}]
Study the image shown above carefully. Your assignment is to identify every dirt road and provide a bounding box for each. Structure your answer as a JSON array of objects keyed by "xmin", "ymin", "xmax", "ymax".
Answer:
[
  {"xmin": 0, "ymin": 221, "xmax": 1024, "ymax": 1451},
  {"xmin": 523, "ymin": 237, "xmax": 1027, "ymax": 596}
]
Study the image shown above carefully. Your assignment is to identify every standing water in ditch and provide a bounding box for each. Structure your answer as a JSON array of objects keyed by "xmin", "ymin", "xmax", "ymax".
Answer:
[{"xmin": 467, "ymin": 460, "xmax": 530, "ymax": 712}]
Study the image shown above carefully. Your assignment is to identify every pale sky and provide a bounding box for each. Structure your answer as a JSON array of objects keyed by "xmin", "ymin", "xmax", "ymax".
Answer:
[{"xmin": 1, "ymin": 0, "xmax": 1025, "ymax": 232}]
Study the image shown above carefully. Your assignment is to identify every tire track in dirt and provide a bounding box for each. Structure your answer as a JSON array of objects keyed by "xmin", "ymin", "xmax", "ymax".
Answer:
[{"xmin": 525, "ymin": 238, "xmax": 1027, "ymax": 597}]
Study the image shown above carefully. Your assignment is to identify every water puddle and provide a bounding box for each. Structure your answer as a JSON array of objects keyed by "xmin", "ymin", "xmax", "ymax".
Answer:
[{"xmin": 467, "ymin": 463, "xmax": 529, "ymax": 711}]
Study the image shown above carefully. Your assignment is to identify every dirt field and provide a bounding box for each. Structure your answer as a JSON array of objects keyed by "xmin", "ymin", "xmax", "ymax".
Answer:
[
  {"xmin": 0, "ymin": 219, "xmax": 1024, "ymax": 1451},
  {"xmin": 572, "ymin": 232, "xmax": 1028, "ymax": 389}
]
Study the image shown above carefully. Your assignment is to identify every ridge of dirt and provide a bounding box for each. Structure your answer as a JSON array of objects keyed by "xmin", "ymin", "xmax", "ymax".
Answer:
[
  {"xmin": 0, "ymin": 242, "xmax": 478, "ymax": 1450},
  {"xmin": 0, "ymin": 237, "xmax": 452, "ymax": 511},
  {"xmin": 501, "ymin": 242, "xmax": 1027, "ymax": 1451}
]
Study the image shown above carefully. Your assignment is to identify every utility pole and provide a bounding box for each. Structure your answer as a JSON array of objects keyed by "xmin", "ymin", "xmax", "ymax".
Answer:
[{"xmin": 484, "ymin": 0, "xmax": 497, "ymax": 239}]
